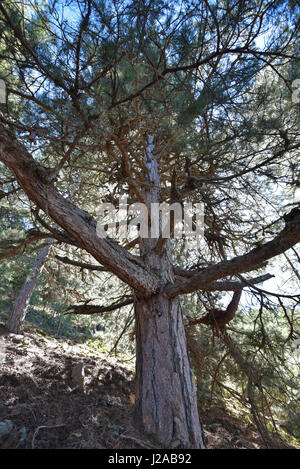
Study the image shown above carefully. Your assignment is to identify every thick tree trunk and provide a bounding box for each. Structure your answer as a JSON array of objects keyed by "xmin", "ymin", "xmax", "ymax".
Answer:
[
  {"xmin": 132, "ymin": 136, "xmax": 205, "ymax": 448},
  {"xmin": 134, "ymin": 292, "xmax": 205, "ymax": 448},
  {"xmin": 5, "ymin": 241, "xmax": 52, "ymax": 334}
]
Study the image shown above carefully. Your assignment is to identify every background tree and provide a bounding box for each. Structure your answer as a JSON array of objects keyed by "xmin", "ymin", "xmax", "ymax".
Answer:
[
  {"xmin": 5, "ymin": 239, "xmax": 52, "ymax": 334},
  {"xmin": 0, "ymin": 0, "xmax": 299, "ymax": 448}
]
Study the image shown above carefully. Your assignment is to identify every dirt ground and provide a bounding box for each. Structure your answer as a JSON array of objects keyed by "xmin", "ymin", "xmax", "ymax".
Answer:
[{"xmin": 0, "ymin": 322, "xmax": 267, "ymax": 449}]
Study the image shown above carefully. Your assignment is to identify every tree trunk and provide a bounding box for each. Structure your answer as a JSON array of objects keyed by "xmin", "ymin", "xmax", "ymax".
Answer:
[
  {"xmin": 134, "ymin": 291, "xmax": 205, "ymax": 448},
  {"xmin": 5, "ymin": 241, "xmax": 52, "ymax": 334},
  {"xmin": 131, "ymin": 136, "xmax": 205, "ymax": 448}
]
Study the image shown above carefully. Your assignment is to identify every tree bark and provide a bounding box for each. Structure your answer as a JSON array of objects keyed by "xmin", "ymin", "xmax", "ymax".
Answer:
[
  {"xmin": 133, "ymin": 240, "xmax": 205, "ymax": 448},
  {"xmin": 134, "ymin": 292, "xmax": 205, "ymax": 448},
  {"xmin": 5, "ymin": 241, "xmax": 52, "ymax": 334}
]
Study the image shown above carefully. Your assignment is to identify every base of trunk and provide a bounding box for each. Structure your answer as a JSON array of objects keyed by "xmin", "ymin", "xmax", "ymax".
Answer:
[
  {"xmin": 134, "ymin": 292, "xmax": 205, "ymax": 449},
  {"xmin": 5, "ymin": 310, "xmax": 26, "ymax": 334}
]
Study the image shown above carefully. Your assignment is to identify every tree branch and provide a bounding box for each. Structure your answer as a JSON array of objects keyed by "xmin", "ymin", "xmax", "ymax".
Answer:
[
  {"xmin": 55, "ymin": 255, "xmax": 108, "ymax": 272},
  {"xmin": 166, "ymin": 209, "xmax": 300, "ymax": 297},
  {"xmin": 200, "ymin": 273, "xmax": 274, "ymax": 292},
  {"xmin": 0, "ymin": 187, "xmax": 21, "ymax": 199},
  {"xmin": 0, "ymin": 125, "xmax": 160, "ymax": 296},
  {"xmin": 110, "ymin": 46, "xmax": 298, "ymax": 108},
  {"xmin": 65, "ymin": 298, "xmax": 134, "ymax": 315}
]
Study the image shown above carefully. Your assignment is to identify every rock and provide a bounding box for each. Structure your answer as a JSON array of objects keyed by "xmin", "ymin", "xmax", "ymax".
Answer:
[
  {"xmin": 0, "ymin": 419, "xmax": 14, "ymax": 441},
  {"xmin": 11, "ymin": 335, "xmax": 26, "ymax": 344}
]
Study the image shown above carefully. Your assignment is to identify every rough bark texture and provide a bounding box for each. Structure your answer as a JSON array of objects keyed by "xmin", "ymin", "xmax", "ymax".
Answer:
[
  {"xmin": 5, "ymin": 241, "xmax": 51, "ymax": 334},
  {"xmin": 134, "ymin": 235, "xmax": 205, "ymax": 448},
  {"xmin": 134, "ymin": 292, "xmax": 205, "ymax": 448}
]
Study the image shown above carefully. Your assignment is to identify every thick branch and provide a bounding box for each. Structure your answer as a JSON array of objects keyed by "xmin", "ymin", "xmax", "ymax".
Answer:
[
  {"xmin": 201, "ymin": 273, "xmax": 274, "ymax": 292},
  {"xmin": 166, "ymin": 209, "xmax": 300, "ymax": 297},
  {"xmin": 188, "ymin": 290, "xmax": 243, "ymax": 327},
  {"xmin": 0, "ymin": 125, "xmax": 160, "ymax": 296},
  {"xmin": 187, "ymin": 275, "xmax": 272, "ymax": 328},
  {"xmin": 174, "ymin": 262, "xmax": 269, "ymax": 279}
]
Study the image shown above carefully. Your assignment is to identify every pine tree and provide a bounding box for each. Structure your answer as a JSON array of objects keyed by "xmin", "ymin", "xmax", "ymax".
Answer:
[{"xmin": 0, "ymin": 0, "xmax": 299, "ymax": 448}]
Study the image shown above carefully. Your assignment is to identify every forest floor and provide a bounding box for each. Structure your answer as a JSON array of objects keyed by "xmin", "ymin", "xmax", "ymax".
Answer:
[{"xmin": 0, "ymin": 320, "xmax": 271, "ymax": 449}]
